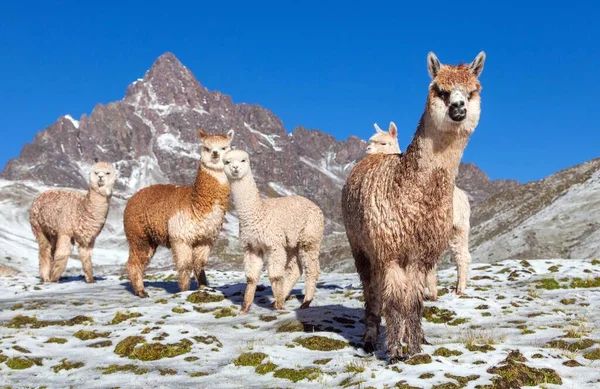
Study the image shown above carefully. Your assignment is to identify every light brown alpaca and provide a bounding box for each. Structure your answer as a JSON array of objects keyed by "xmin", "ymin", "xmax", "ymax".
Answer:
[
  {"xmin": 365, "ymin": 122, "xmax": 472, "ymax": 298},
  {"xmin": 123, "ymin": 130, "xmax": 233, "ymax": 297},
  {"xmin": 342, "ymin": 51, "xmax": 485, "ymax": 362},
  {"xmin": 223, "ymin": 150, "xmax": 324, "ymax": 313},
  {"xmin": 29, "ymin": 162, "xmax": 116, "ymax": 283}
]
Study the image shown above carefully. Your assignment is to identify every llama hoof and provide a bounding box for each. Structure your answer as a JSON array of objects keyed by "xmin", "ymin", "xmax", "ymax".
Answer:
[
  {"xmin": 136, "ymin": 291, "xmax": 149, "ymax": 298},
  {"xmin": 299, "ymin": 300, "xmax": 312, "ymax": 309},
  {"xmin": 421, "ymin": 337, "xmax": 431, "ymax": 345},
  {"xmin": 388, "ymin": 354, "xmax": 409, "ymax": 364},
  {"xmin": 237, "ymin": 309, "xmax": 249, "ymax": 316},
  {"xmin": 362, "ymin": 341, "xmax": 377, "ymax": 354},
  {"xmin": 85, "ymin": 278, "xmax": 96, "ymax": 284}
]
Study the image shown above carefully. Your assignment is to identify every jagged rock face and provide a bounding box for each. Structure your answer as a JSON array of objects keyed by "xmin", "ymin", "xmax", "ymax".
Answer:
[{"xmin": 456, "ymin": 163, "xmax": 520, "ymax": 204}]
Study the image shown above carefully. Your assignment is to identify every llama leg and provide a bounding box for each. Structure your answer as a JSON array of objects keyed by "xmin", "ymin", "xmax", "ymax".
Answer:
[
  {"xmin": 192, "ymin": 245, "xmax": 210, "ymax": 289},
  {"xmin": 354, "ymin": 250, "xmax": 381, "ymax": 353},
  {"xmin": 266, "ymin": 247, "xmax": 287, "ymax": 310},
  {"xmin": 126, "ymin": 242, "xmax": 156, "ymax": 298},
  {"xmin": 402, "ymin": 265, "xmax": 427, "ymax": 357},
  {"xmin": 35, "ymin": 231, "xmax": 52, "ymax": 282},
  {"xmin": 49, "ymin": 235, "xmax": 71, "ymax": 282},
  {"xmin": 450, "ymin": 230, "xmax": 471, "ymax": 295},
  {"xmin": 172, "ymin": 241, "xmax": 193, "ymax": 292},
  {"xmin": 241, "ymin": 248, "xmax": 263, "ymax": 314},
  {"xmin": 299, "ymin": 248, "xmax": 320, "ymax": 309},
  {"xmin": 425, "ymin": 264, "xmax": 438, "ymax": 301},
  {"xmin": 382, "ymin": 261, "xmax": 409, "ymax": 362},
  {"xmin": 78, "ymin": 245, "xmax": 95, "ymax": 283},
  {"xmin": 280, "ymin": 249, "xmax": 301, "ymax": 303}
]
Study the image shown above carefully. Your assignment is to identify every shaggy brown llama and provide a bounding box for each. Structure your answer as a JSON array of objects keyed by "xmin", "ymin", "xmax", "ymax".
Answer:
[
  {"xmin": 342, "ymin": 51, "xmax": 485, "ymax": 362},
  {"xmin": 123, "ymin": 129, "xmax": 233, "ymax": 297}
]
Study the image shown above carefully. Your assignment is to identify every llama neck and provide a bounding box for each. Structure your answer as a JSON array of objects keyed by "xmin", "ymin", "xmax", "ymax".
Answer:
[
  {"xmin": 230, "ymin": 173, "xmax": 263, "ymax": 222},
  {"xmin": 404, "ymin": 111, "xmax": 471, "ymax": 180},
  {"xmin": 80, "ymin": 189, "xmax": 110, "ymax": 230},
  {"xmin": 192, "ymin": 164, "xmax": 227, "ymax": 202}
]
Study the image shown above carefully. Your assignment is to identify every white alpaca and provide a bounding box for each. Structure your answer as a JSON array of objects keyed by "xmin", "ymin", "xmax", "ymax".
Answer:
[
  {"xmin": 29, "ymin": 162, "xmax": 117, "ymax": 283},
  {"xmin": 366, "ymin": 122, "xmax": 472, "ymax": 297},
  {"xmin": 223, "ymin": 149, "xmax": 324, "ymax": 313}
]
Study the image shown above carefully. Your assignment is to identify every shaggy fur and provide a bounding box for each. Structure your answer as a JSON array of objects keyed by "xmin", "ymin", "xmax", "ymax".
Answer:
[
  {"xmin": 365, "ymin": 122, "xmax": 472, "ymax": 298},
  {"xmin": 123, "ymin": 130, "xmax": 233, "ymax": 297},
  {"xmin": 342, "ymin": 52, "xmax": 485, "ymax": 362},
  {"xmin": 29, "ymin": 162, "xmax": 116, "ymax": 283},
  {"xmin": 223, "ymin": 149, "xmax": 324, "ymax": 313}
]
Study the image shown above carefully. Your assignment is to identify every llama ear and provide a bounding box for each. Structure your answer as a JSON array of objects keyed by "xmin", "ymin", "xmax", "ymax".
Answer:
[
  {"xmin": 388, "ymin": 122, "xmax": 397, "ymax": 138},
  {"xmin": 373, "ymin": 123, "xmax": 384, "ymax": 134},
  {"xmin": 198, "ymin": 129, "xmax": 208, "ymax": 139},
  {"xmin": 427, "ymin": 52, "xmax": 441, "ymax": 79},
  {"xmin": 227, "ymin": 129, "xmax": 235, "ymax": 141},
  {"xmin": 469, "ymin": 51, "xmax": 486, "ymax": 77}
]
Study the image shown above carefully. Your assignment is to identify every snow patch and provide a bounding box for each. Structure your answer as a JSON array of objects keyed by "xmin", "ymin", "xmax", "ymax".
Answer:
[
  {"xmin": 244, "ymin": 122, "xmax": 282, "ymax": 151},
  {"xmin": 156, "ymin": 133, "xmax": 200, "ymax": 159},
  {"xmin": 63, "ymin": 115, "xmax": 80, "ymax": 128},
  {"xmin": 268, "ymin": 182, "xmax": 296, "ymax": 196}
]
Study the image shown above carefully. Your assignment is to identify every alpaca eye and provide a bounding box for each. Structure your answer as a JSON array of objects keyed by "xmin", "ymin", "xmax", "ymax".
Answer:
[
  {"xmin": 221, "ymin": 147, "xmax": 226, "ymax": 150},
  {"xmin": 437, "ymin": 89, "xmax": 450, "ymax": 100},
  {"xmin": 106, "ymin": 172, "xmax": 110, "ymax": 175},
  {"xmin": 203, "ymin": 147, "xmax": 210, "ymax": 152},
  {"xmin": 241, "ymin": 160, "xmax": 246, "ymax": 163},
  {"xmin": 380, "ymin": 142, "xmax": 387, "ymax": 146},
  {"xmin": 224, "ymin": 161, "xmax": 230, "ymax": 165},
  {"xmin": 468, "ymin": 90, "xmax": 477, "ymax": 100}
]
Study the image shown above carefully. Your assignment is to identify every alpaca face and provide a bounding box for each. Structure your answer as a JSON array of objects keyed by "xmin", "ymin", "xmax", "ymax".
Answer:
[
  {"xmin": 198, "ymin": 129, "xmax": 234, "ymax": 171},
  {"xmin": 89, "ymin": 162, "xmax": 117, "ymax": 196},
  {"xmin": 223, "ymin": 149, "xmax": 251, "ymax": 181},
  {"xmin": 426, "ymin": 52, "xmax": 485, "ymax": 133},
  {"xmin": 366, "ymin": 122, "xmax": 401, "ymax": 155}
]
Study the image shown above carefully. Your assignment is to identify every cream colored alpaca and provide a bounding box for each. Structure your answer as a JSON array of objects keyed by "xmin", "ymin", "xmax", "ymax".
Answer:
[
  {"xmin": 342, "ymin": 52, "xmax": 485, "ymax": 361},
  {"xmin": 29, "ymin": 162, "xmax": 116, "ymax": 283},
  {"xmin": 124, "ymin": 130, "xmax": 233, "ymax": 297},
  {"xmin": 223, "ymin": 149, "xmax": 324, "ymax": 313},
  {"xmin": 366, "ymin": 122, "xmax": 472, "ymax": 298}
]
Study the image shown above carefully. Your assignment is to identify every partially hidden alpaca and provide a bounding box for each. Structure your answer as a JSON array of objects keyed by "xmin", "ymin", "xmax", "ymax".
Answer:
[
  {"xmin": 29, "ymin": 162, "xmax": 117, "ymax": 283},
  {"xmin": 223, "ymin": 149, "xmax": 324, "ymax": 313},
  {"xmin": 123, "ymin": 129, "xmax": 233, "ymax": 297},
  {"xmin": 365, "ymin": 122, "xmax": 472, "ymax": 298},
  {"xmin": 342, "ymin": 51, "xmax": 485, "ymax": 362}
]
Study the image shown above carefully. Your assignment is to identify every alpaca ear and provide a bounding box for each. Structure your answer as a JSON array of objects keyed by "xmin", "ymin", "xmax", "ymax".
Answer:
[
  {"xmin": 227, "ymin": 129, "xmax": 235, "ymax": 141},
  {"xmin": 198, "ymin": 129, "xmax": 208, "ymax": 139},
  {"xmin": 373, "ymin": 123, "xmax": 384, "ymax": 134},
  {"xmin": 469, "ymin": 51, "xmax": 486, "ymax": 77},
  {"xmin": 388, "ymin": 122, "xmax": 397, "ymax": 138},
  {"xmin": 427, "ymin": 52, "xmax": 441, "ymax": 79}
]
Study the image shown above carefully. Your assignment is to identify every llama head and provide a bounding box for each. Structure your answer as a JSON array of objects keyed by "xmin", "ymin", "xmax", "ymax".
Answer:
[
  {"xmin": 198, "ymin": 129, "xmax": 235, "ymax": 170},
  {"xmin": 366, "ymin": 122, "xmax": 401, "ymax": 155},
  {"xmin": 89, "ymin": 162, "xmax": 117, "ymax": 197},
  {"xmin": 426, "ymin": 51, "xmax": 485, "ymax": 133},
  {"xmin": 223, "ymin": 149, "xmax": 251, "ymax": 181}
]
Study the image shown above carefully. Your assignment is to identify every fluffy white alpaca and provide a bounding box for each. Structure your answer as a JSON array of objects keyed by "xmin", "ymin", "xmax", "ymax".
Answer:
[
  {"xmin": 29, "ymin": 162, "xmax": 117, "ymax": 283},
  {"xmin": 223, "ymin": 149, "xmax": 324, "ymax": 313},
  {"xmin": 366, "ymin": 122, "xmax": 472, "ymax": 297}
]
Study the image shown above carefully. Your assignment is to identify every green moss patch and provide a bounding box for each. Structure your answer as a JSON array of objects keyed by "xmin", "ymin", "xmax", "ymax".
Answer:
[
  {"xmin": 419, "ymin": 373, "xmax": 435, "ymax": 379},
  {"xmin": 189, "ymin": 371, "xmax": 209, "ymax": 377},
  {"xmin": 6, "ymin": 314, "xmax": 93, "ymax": 328},
  {"xmin": 171, "ymin": 307, "xmax": 189, "ymax": 314},
  {"xmin": 255, "ymin": 362, "xmax": 278, "ymax": 375},
  {"xmin": 233, "ymin": 352, "xmax": 267, "ymax": 367},
  {"xmin": 184, "ymin": 356, "xmax": 200, "ymax": 362},
  {"xmin": 560, "ymin": 298, "xmax": 576, "ymax": 305},
  {"xmin": 12, "ymin": 345, "xmax": 30, "ymax": 353},
  {"xmin": 6, "ymin": 357, "xmax": 43, "ymax": 370},
  {"xmin": 158, "ymin": 368, "xmax": 177, "ymax": 375},
  {"xmin": 405, "ymin": 354, "xmax": 432, "ymax": 365},
  {"xmin": 563, "ymin": 359, "xmax": 582, "ymax": 367},
  {"xmin": 448, "ymin": 318, "xmax": 468, "ymax": 326},
  {"xmin": 313, "ymin": 358, "xmax": 332, "ymax": 365},
  {"xmin": 276, "ymin": 319, "xmax": 305, "ymax": 333},
  {"xmin": 88, "ymin": 340, "xmax": 112, "ymax": 348},
  {"xmin": 52, "ymin": 359, "xmax": 84, "ymax": 373},
  {"xmin": 192, "ymin": 335, "xmax": 222, "ymax": 348},
  {"xmin": 294, "ymin": 336, "xmax": 348, "ymax": 351},
  {"xmin": 570, "ymin": 277, "xmax": 600, "ymax": 288},
  {"xmin": 214, "ymin": 308, "xmax": 235, "ymax": 319},
  {"xmin": 114, "ymin": 336, "xmax": 147, "ymax": 357},
  {"xmin": 433, "ymin": 347, "xmax": 463, "ymax": 357},
  {"xmin": 535, "ymin": 278, "xmax": 562, "ymax": 290},
  {"xmin": 466, "ymin": 344, "xmax": 495, "ymax": 353},
  {"xmin": 128, "ymin": 339, "xmax": 193, "ymax": 361},
  {"xmin": 187, "ymin": 291, "xmax": 224, "ymax": 304},
  {"xmin": 546, "ymin": 338, "xmax": 595, "ymax": 352},
  {"xmin": 487, "ymin": 359, "xmax": 562, "ymax": 387},
  {"xmin": 74, "ymin": 330, "xmax": 110, "ymax": 340},
  {"xmin": 583, "ymin": 348, "xmax": 600, "ymax": 360},
  {"xmin": 259, "ymin": 314, "xmax": 277, "ymax": 322},
  {"xmin": 98, "ymin": 364, "xmax": 148, "ymax": 375},
  {"xmin": 273, "ymin": 367, "xmax": 321, "ymax": 383},
  {"xmin": 10, "ymin": 303, "xmax": 24, "ymax": 311},
  {"xmin": 423, "ymin": 306, "xmax": 456, "ymax": 324},
  {"xmin": 46, "ymin": 337, "xmax": 68, "ymax": 344},
  {"xmin": 548, "ymin": 265, "xmax": 560, "ymax": 273},
  {"xmin": 110, "ymin": 311, "xmax": 142, "ymax": 325}
]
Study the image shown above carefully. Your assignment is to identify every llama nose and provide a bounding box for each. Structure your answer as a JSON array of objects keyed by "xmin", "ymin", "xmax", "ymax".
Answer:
[
  {"xmin": 212, "ymin": 151, "xmax": 219, "ymax": 158},
  {"xmin": 450, "ymin": 100, "xmax": 465, "ymax": 108}
]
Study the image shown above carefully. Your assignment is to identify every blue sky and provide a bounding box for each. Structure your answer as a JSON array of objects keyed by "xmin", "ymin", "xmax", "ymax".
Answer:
[{"xmin": 1, "ymin": 1, "xmax": 598, "ymax": 182}]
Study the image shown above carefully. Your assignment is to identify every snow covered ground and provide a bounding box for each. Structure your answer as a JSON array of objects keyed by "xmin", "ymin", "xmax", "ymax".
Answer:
[{"xmin": 1, "ymin": 259, "xmax": 599, "ymax": 388}]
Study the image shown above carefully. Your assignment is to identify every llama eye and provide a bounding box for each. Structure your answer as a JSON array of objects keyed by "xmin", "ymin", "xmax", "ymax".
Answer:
[
  {"xmin": 221, "ymin": 147, "xmax": 226, "ymax": 150},
  {"xmin": 224, "ymin": 161, "xmax": 230, "ymax": 165},
  {"xmin": 437, "ymin": 89, "xmax": 450, "ymax": 100},
  {"xmin": 203, "ymin": 147, "xmax": 210, "ymax": 152},
  {"xmin": 468, "ymin": 90, "xmax": 477, "ymax": 100},
  {"xmin": 380, "ymin": 142, "xmax": 387, "ymax": 146},
  {"xmin": 106, "ymin": 172, "xmax": 110, "ymax": 175},
  {"xmin": 241, "ymin": 159, "xmax": 246, "ymax": 163}
]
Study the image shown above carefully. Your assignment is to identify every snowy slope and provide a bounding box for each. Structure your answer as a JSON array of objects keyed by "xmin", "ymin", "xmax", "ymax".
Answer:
[{"xmin": 0, "ymin": 259, "xmax": 599, "ymax": 388}]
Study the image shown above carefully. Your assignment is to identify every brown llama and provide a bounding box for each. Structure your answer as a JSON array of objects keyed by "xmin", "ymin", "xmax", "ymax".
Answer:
[
  {"xmin": 123, "ymin": 129, "xmax": 233, "ymax": 297},
  {"xmin": 342, "ymin": 51, "xmax": 485, "ymax": 362}
]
